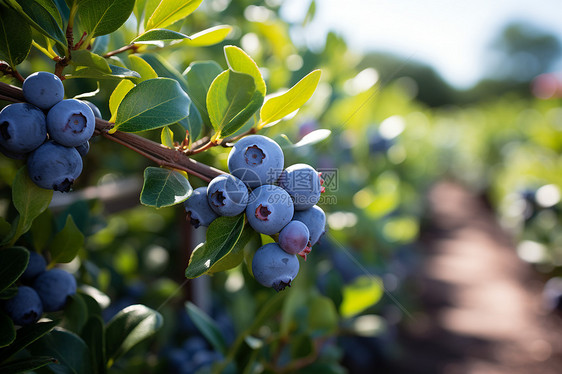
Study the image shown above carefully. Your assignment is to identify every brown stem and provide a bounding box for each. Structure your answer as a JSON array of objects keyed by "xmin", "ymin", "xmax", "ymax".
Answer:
[
  {"xmin": 103, "ymin": 44, "xmax": 138, "ymax": 58},
  {"xmin": 0, "ymin": 81, "xmax": 225, "ymax": 182}
]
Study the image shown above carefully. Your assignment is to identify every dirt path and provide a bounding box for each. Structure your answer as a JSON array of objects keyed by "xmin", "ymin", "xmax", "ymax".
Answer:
[{"xmin": 391, "ymin": 181, "xmax": 562, "ymax": 374}]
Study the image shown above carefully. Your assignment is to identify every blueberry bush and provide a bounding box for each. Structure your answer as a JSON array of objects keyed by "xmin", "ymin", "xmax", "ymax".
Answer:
[
  {"xmin": 3, "ymin": 1, "xmax": 557, "ymax": 373},
  {"xmin": 0, "ymin": 1, "xmax": 381, "ymax": 373}
]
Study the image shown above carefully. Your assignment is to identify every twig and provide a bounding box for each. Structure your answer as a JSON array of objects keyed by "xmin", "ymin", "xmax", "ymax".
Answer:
[
  {"xmin": 0, "ymin": 81, "xmax": 225, "ymax": 182},
  {"xmin": 103, "ymin": 44, "xmax": 139, "ymax": 58}
]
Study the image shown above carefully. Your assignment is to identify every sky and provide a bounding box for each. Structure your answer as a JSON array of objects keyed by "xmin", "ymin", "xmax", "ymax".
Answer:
[{"xmin": 280, "ymin": 0, "xmax": 562, "ymax": 89}]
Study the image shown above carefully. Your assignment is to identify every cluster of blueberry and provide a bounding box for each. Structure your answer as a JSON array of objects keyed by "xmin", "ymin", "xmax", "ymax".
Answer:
[
  {"xmin": 184, "ymin": 135, "xmax": 326, "ymax": 291},
  {"xmin": 0, "ymin": 71, "xmax": 99, "ymax": 192},
  {"xmin": 1, "ymin": 250, "xmax": 77, "ymax": 326}
]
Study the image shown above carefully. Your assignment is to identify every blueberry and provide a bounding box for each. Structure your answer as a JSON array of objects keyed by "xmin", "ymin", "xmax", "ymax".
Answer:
[
  {"xmin": 2, "ymin": 286, "xmax": 43, "ymax": 326},
  {"xmin": 47, "ymin": 99, "xmax": 95, "ymax": 147},
  {"xmin": 27, "ymin": 141, "xmax": 83, "ymax": 192},
  {"xmin": 227, "ymin": 135, "xmax": 284, "ymax": 188},
  {"xmin": 0, "ymin": 103, "xmax": 47, "ymax": 153},
  {"xmin": 292, "ymin": 205, "xmax": 326, "ymax": 246},
  {"xmin": 278, "ymin": 220, "xmax": 310, "ymax": 255},
  {"xmin": 251, "ymin": 243, "xmax": 299, "ymax": 291},
  {"xmin": 184, "ymin": 187, "xmax": 219, "ymax": 227},
  {"xmin": 207, "ymin": 174, "xmax": 249, "ymax": 217},
  {"xmin": 182, "ymin": 336, "xmax": 209, "ymax": 356},
  {"xmin": 22, "ymin": 71, "xmax": 64, "ymax": 110},
  {"xmin": 246, "ymin": 185, "xmax": 294, "ymax": 235},
  {"xmin": 75, "ymin": 141, "xmax": 90, "ymax": 157},
  {"xmin": 278, "ymin": 163, "xmax": 322, "ymax": 211},
  {"xmin": 32, "ymin": 268, "xmax": 77, "ymax": 312},
  {"xmin": 21, "ymin": 251, "xmax": 47, "ymax": 282},
  {"xmin": 81, "ymin": 100, "xmax": 102, "ymax": 119}
]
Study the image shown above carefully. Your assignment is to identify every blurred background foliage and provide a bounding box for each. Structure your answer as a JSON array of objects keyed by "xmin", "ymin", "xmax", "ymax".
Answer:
[{"xmin": 2, "ymin": 0, "xmax": 562, "ymax": 372}]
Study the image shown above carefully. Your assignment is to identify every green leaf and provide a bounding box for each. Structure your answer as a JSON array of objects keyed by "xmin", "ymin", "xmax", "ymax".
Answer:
[
  {"xmin": 132, "ymin": 28, "xmax": 189, "ymax": 43},
  {"xmin": 70, "ymin": 50, "xmax": 111, "ymax": 73},
  {"xmin": 185, "ymin": 25, "xmax": 231, "ymax": 47},
  {"xmin": 185, "ymin": 302, "xmax": 227, "ymax": 354},
  {"xmin": 0, "ymin": 320, "xmax": 57, "ymax": 363},
  {"xmin": 0, "ymin": 247, "xmax": 28, "ymax": 293},
  {"xmin": 114, "ymin": 78, "xmax": 191, "ymax": 133},
  {"xmin": 105, "ymin": 304, "xmax": 163, "ymax": 365},
  {"xmin": 145, "ymin": 0, "xmax": 203, "ymax": 31},
  {"xmin": 140, "ymin": 54, "xmax": 188, "ymax": 90},
  {"xmin": 177, "ymin": 102, "xmax": 203, "ymax": 141},
  {"xmin": 127, "ymin": 55, "xmax": 158, "ymax": 83},
  {"xmin": 224, "ymin": 45, "xmax": 266, "ymax": 95},
  {"xmin": 2, "ymin": 167, "xmax": 52, "ymax": 247},
  {"xmin": 29, "ymin": 209, "xmax": 54, "ymax": 252},
  {"xmin": 340, "ymin": 275, "xmax": 384, "ymax": 318},
  {"xmin": 160, "ymin": 126, "xmax": 174, "ymax": 148},
  {"xmin": 66, "ymin": 64, "xmax": 141, "ymax": 80},
  {"xmin": 140, "ymin": 167, "xmax": 193, "ymax": 208},
  {"xmin": 0, "ymin": 356, "xmax": 58, "ymax": 374},
  {"xmin": 183, "ymin": 61, "xmax": 223, "ymax": 128},
  {"xmin": 292, "ymin": 129, "xmax": 331, "ymax": 148},
  {"xmin": 307, "ymin": 295, "xmax": 338, "ymax": 334},
  {"xmin": 78, "ymin": 0, "xmax": 135, "ymax": 37},
  {"xmin": 207, "ymin": 70, "xmax": 263, "ymax": 139},
  {"xmin": 0, "ymin": 310, "xmax": 15, "ymax": 348},
  {"xmin": 49, "ymin": 215, "xmax": 84, "ymax": 264},
  {"xmin": 6, "ymin": 0, "xmax": 66, "ymax": 47},
  {"xmin": 61, "ymin": 294, "xmax": 88, "ymax": 334},
  {"xmin": 207, "ymin": 226, "xmax": 258, "ymax": 274},
  {"xmin": 29, "ymin": 329, "xmax": 93, "ymax": 374},
  {"xmin": 109, "ymin": 79, "xmax": 135, "ymax": 122},
  {"xmin": 0, "ymin": 7, "xmax": 32, "ymax": 67},
  {"xmin": 185, "ymin": 215, "xmax": 245, "ymax": 279},
  {"xmin": 81, "ymin": 316, "xmax": 105, "ymax": 374},
  {"xmin": 259, "ymin": 69, "xmax": 321, "ymax": 128}
]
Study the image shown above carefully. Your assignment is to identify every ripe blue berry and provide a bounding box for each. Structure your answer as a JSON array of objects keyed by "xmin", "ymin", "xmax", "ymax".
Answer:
[
  {"xmin": 278, "ymin": 220, "xmax": 310, "ymax": 255},
  {"xmin": 0, "ymin": 103, "xmax": 47, "ymax": 153},
  {"xmin": 278, "ymin": 163, "xmax": 322, "ymax": 211},
  {"xmin": 2, "ymin": 286, "xmax": 43, "ymax": 326},
  {"xmin": 292, "ymin": 205, "xmax": 326, "ymax": 246},
  {"xmin": 184, "ymin": 187, "xmax": 218, "ymax": 228},
  {"xmin": 47, "ymin": 99, "xmax": 95, "ymax": 147},
  {"xmin": 75, "ymin": 141, "xmax": 90, "ymax": 157},
  {"xmin": 207, "ymin": 174, "xmax": 249, "ymax": 216},
  {"xmin": 27, "ymin": 141, "xmax": 83, "ymax": 192},
  {"xmin": 252, "ymin": 243, "xmax": 299, "ymax": 291},
  {"xmin": 32, "ymin": 268, "xmax": 77, "ymax": 312},
  {"xmin": 227, "ymin": 135, "xmax": 284, "ymax": 188},
  {"xmin": 21, "ymin": 251, "xmax": 47, "ymax": 282},
  {"xmin": 246, "ymin": 185, "xmax": 294, "ymax": 235},
  {"xmin": 81, "ymin": 100, "xmax": 102, "ymax": 118},
  {"xmin": 22, "ymin": 71, "xmax": 64, "ymax": 110}
]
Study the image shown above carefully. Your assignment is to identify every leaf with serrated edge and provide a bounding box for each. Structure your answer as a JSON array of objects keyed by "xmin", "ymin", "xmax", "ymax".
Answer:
[
  {"xmin": 259, "ymin": 69, "xmax": 321, "ymax": 128},
  {"xmin": 185, "ymin": 215, "xmax": 245, "ymax": 278}
]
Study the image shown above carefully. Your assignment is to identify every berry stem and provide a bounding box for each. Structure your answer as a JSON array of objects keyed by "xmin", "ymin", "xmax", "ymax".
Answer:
[{"xmin": 0, "ymin": 82, "xmax": 225, "ymax": 182}]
